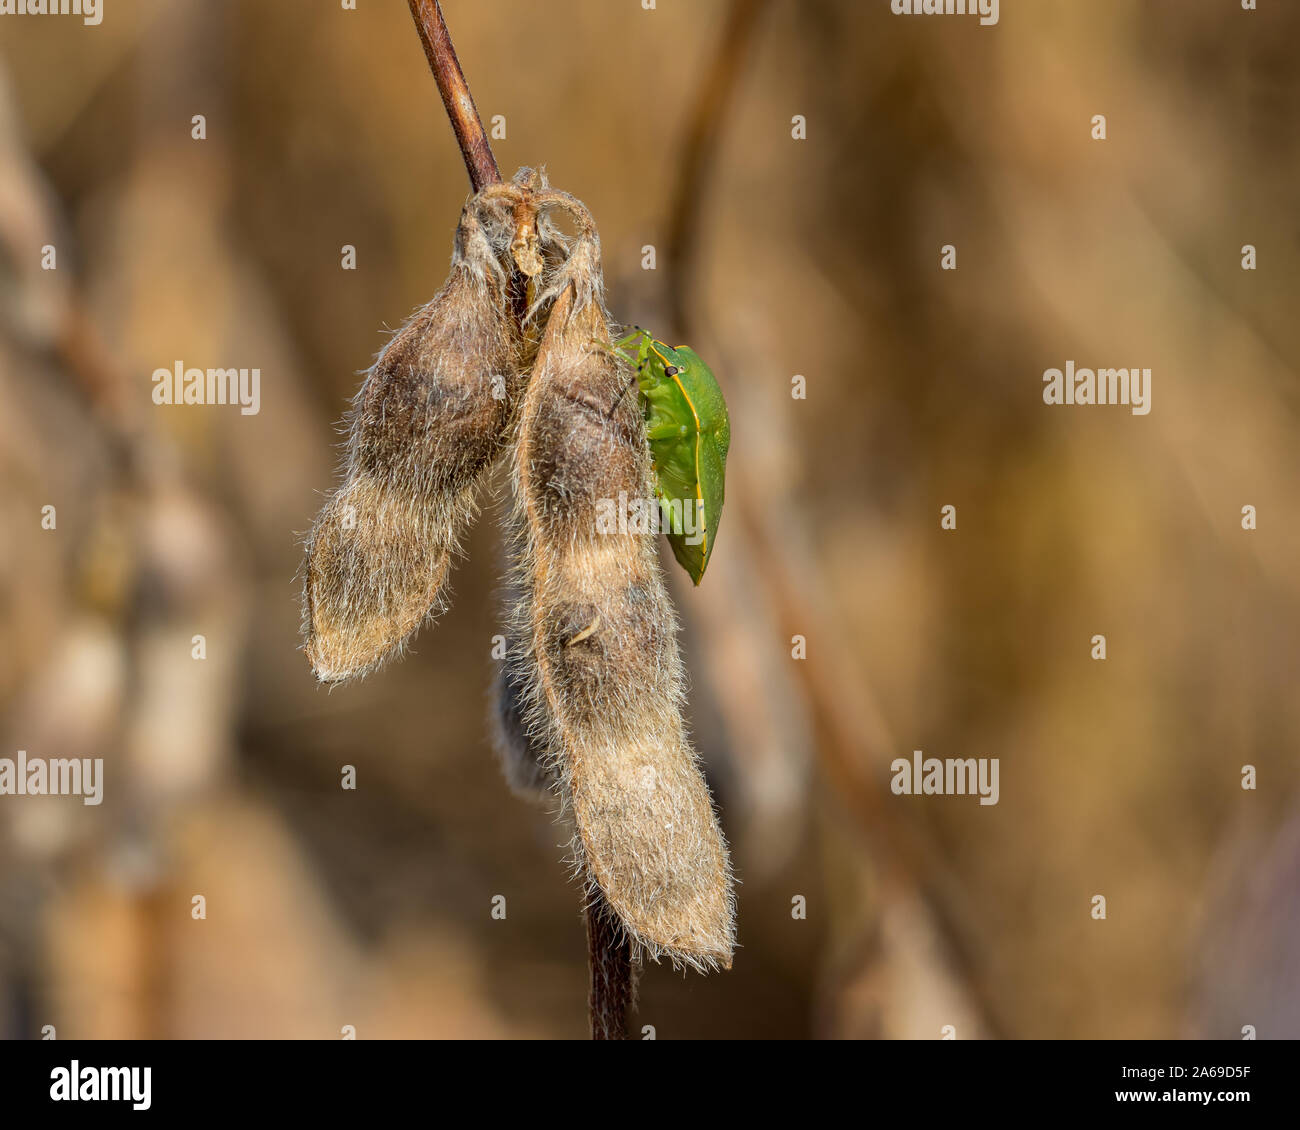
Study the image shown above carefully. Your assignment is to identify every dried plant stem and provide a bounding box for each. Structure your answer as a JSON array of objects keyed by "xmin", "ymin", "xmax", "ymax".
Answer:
[
  {"xmin": 405, "ymin": 0, "xmax": 632, "ymax": 1040},
  {"xmin": 406, "ymin": 0, "xmax": 501, "ymax": 193},
  {"xmin": 586, "ymin": 897, "xmax": 634, "ymax": 1040}
]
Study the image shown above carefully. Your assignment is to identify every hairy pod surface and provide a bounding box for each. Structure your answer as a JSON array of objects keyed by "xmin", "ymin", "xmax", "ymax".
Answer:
[
  {"xmin": 490, "ymin": 665, "xmax": 553, "ymax": 801},
  {"xmin": 490, "ymin": 574, "xmax": 556, "ymax": 803},
  {"xmin": 303, "ymin": 202, "xmax": 522, "ymax": 683},
  {"xmin": 509, "ymin": 235, "xmax": 735, "ymax": 970}
]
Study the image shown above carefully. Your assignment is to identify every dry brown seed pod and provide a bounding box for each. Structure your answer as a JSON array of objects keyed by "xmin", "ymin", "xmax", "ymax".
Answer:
[
  {"xmin": 508, "ymin": 231, "xmax": 735, "ymax": 971},
  {"xmin": 302, "ymin": 199, "xmax": 522, "ymax": 683},
  {"xmin": 490, "ymin": 648, "xmax": 555, "ymax": 804},
  {"xmin": 489, "ymin": 568, "xmax": 556, "ymax": 803}
]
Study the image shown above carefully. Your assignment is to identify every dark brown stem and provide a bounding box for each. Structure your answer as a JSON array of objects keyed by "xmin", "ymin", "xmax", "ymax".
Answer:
[
  {"xmin": 406, "ymin": 0, "xmax": 502, "ymax": 192},
  {"xmin": 586, "ymin": 892, "xmax": 634, "ymax": 1040}
]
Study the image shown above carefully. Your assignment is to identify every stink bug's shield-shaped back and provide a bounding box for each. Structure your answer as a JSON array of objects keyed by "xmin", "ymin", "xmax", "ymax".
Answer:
[{"xmin": 619, "ymin": 330, "xmax": 731, "ymax": 585}]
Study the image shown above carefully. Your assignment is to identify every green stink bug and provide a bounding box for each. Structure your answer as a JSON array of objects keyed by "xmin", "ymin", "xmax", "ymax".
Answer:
[{"xmin": 613, "ymin": 327, "xmax": 731, "ymax": 585}]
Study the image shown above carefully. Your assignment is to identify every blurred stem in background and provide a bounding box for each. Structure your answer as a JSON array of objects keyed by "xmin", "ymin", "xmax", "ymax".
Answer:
[{"xmin": 662, "ymin": 0, "xmax": 1006, "ymax": 1037}]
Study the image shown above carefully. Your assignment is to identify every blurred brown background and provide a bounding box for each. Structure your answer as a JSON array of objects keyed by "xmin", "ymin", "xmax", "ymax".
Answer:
[{"xmin": 1, "ymin": 0, "xmax": 1297, "ymax": 1039}]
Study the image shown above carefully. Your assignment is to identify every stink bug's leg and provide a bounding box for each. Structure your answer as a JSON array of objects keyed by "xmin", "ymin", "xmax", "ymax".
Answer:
[
  {"xmin": 646, "ymin": 421, "xmax": 686, "ymax": 441},
  {"xmin": 596, "ymin": 328, "xmax": 645, "ymax": 366},
  {"xmin": 613, "ymin": 326, "xmax": 649, "ymax": 351},
  {"xmin": 606, "ymin": 329, "xmax": 657, "ymax": 419},
  {"xmin": 605, "ymin": 342, "xmax": 638, "ymax": 365},
  {"xmin": 606, "ymin": 368, "xmax": 640, "ymax": 419},
  {"xmin": 619, "ymin": 329, "xmax": 660, "ymax": 374}
]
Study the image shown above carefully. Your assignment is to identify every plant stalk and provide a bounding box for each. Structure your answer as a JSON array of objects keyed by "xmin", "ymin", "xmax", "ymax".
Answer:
[
  {"xmin": 406, "ymin": 0, "xmax": 502, "ymax": 192},
  {"xmin": 406, "ymin": 0, "xmax": 632, "ymax": 1041}
]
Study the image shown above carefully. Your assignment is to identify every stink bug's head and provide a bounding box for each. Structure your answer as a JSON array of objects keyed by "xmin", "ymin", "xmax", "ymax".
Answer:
[{"xmin": 649, "ymin": 339, "xmax": 689, "ymax": 377}]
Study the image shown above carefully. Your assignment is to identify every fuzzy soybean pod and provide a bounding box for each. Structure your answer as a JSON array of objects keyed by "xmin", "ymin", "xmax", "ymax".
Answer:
[
  {"xmin": 509, "ymin": 232, "xmax": 735, "ymax": 970},
  {"xmin": 489, "ymin": 574, "xmax": 556, "ymax": 803},
  {"xmin": 303, "ymin": 199, "xmax": 521, "ymax": 683}
]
